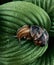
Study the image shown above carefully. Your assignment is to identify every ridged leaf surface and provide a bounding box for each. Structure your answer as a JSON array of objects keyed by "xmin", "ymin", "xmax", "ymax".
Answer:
[{"xmin": 0, "ymin": 1, "xmax": 51, "ymax": 65}]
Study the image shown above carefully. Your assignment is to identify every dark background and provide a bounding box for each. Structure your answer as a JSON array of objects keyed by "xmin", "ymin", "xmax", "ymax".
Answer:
[{"xmin": 0, "ymin": 0, "xmax": 12, "ymax": 5}]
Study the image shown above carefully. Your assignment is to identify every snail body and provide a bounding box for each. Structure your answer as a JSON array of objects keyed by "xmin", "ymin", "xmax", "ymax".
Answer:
[{"xmin": 17, "ymin": 25, "xmax": 49, "ymax": 46}]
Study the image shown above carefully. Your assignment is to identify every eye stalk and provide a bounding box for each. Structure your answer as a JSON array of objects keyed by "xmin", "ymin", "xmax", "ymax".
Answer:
[{"xmin": 17, "ymin": 25, "xmax": 49, "ymax": 46}]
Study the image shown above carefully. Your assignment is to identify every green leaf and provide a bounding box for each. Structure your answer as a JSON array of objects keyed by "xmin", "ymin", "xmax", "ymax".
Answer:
[
  {"xmin": 12, "ymin": 0, "xmax": 54, "ymax": 36},
  {"xmin": 28, "ymin": 39, "xmax": 54, "ymax": 65},
  {"xmin": 0, "ymin": 1, "xmax": 50, "ymax": 65},
  {"xmin": 0, "ymin": 36, "xmax": 48, "ymax": 65}
]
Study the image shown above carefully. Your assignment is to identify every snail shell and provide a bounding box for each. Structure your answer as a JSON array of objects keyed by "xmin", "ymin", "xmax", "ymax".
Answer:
[{"xmin": 17, "ymin": 25, "xmax": 32, "ymax": 40}]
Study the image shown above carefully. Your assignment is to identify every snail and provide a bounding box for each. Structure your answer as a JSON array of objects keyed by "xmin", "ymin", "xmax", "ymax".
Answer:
[{"xmin": 17, "ymin": 25, "xmax": 49, "ymax": 46}]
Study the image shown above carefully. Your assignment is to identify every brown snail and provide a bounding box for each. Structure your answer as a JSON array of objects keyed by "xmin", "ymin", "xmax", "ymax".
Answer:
[{"xmin": 17, "ymin": 25, "xmax": 49, "ymax": 46}]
